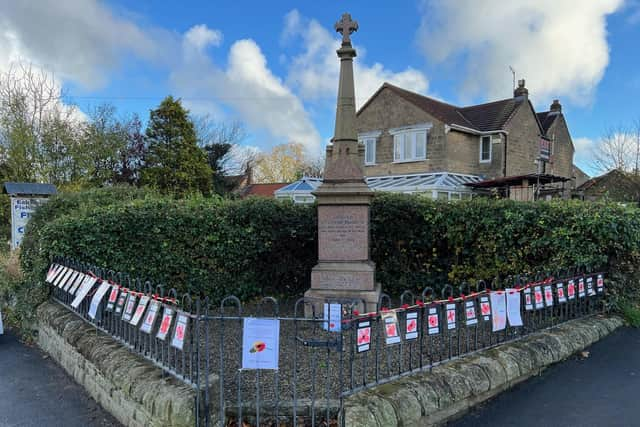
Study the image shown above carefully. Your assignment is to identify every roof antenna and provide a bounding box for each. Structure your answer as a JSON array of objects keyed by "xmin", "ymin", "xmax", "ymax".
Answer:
[{"xmin": 509, "ymin": 66, "xmax": 516, "ymax": 91}]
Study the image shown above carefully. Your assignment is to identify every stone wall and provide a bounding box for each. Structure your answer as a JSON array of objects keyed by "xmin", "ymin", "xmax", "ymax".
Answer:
[
  {"xmin": 344, "ymin": 315, "xmax": 623, "ymax": 427},
  {"xmin": 36, "ymin": 301, "xmax": 199, "ymax": 427}
]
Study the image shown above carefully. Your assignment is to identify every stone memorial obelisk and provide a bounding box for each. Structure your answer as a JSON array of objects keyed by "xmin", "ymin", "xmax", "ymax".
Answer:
[{"xmin": 305, "ymin": 13, "xmax": 380, "ymax": 312}]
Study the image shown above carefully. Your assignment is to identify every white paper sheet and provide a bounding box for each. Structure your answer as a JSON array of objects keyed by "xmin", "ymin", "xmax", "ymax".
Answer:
[
  {"xmin": 323, "ymin": 303, "xmax": 342, "ymax": 332},
  {"xmin": 156, "ymin": 307, "xmax": 174, "ymax": 341},
  {"xmin": 129, "ymin": 295, "xmax": 150, "ymax": 326},
  {"xmin": 70, "ymin": 276, "xmax": 98, "ymax": 309},
  {"xmin": 465, "ymin": 300, "xmax": 478, "ymax": 326},
  {"xmin": 446, "ymin": 304, "xmax": 456, "ymax": 330},
  {"xmin": 544, "ymin": 285, "xmax": 554, "ymax": 307},
  {"xmin": 490, "ymin": 292, "xmax": 507, "ymax": 332},
  {"xmin": 242, "ymin": 318, "xmax": 280, "ymax": 370},
  {"xmin": 140, "ymin": 300, "xmax": 161, "ymax": 334},
  {"xmin": 382, "ymin": 311, "xmax": 401, "ymax": 345},
  {"xmin": 170, "ymin": 312, "xmax": 189, "ymax": 350},
  {"xmin": 427, "ymin": 307, "xmax": 440, "ymax": 335},
  {"xmin": 405, "ymin": 311, "xmax": 418, "ymax": 340},
  {"xmin": 88, "ymin": 281, "xmax": 111, "ymax": 319},
  {"xmin": 357, "ymin": 321, "xmax": 371, "ymax": 353},
  {"xmin": 506, "ymin": 289, "xmax": 523, "ymax": 327}
]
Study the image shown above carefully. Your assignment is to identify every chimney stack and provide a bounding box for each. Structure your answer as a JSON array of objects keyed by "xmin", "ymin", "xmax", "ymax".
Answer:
[
  {"xmin": 549, "ymin": 99, "xmax": 562, "ymax": 114},
  {"xmin": 514, "ymin": 79, "xmax": 528, "ymax": 100}
]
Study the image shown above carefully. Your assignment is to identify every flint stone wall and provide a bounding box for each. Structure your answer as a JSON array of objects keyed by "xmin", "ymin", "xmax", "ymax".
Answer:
[
  {"xmin": 36, "ymin": 301, "xmax": 198, "ymax": 427},
  {"xmin": 344, "ymin": 315, "xmax": 623, "ymax": 427}
]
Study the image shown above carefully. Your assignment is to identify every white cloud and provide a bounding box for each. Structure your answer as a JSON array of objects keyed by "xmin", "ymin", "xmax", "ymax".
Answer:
[
  {"xmin": 171, "ymin": 27, "xmax": 323, "ymax": 156},
  {"xmin": 417, "ymin": 0, "xmax": 624, "ymax": 105},
  {"xmin": 283, "ymin": 10, "xmax": 429, "ymax": 108},
  {"xmin": 573, "ymin": 136, "xmax": 597, "ymax": 171},
  {"xmin": 0, "ymin": 0, "xmax": 173, "ymax": 89},
  {"xmin": 184, "ymin": 25, "xmax": 222, "ymax": 52}
]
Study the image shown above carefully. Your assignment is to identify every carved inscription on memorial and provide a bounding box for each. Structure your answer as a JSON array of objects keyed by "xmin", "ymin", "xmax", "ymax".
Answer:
[
  {"xmin": 312, "ymin": 270, "xmax": 373, "ymax": 290},
  {"xmin": 318, "ymin": 205, "xmax": 368, "ymax": 260}
]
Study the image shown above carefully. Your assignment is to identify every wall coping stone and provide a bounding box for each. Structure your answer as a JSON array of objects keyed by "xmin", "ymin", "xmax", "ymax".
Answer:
[
  {"xmin": 344, "ymin": 315, "xmax": 623, "ymax": 427},
  {"xmin": 36, "ymin": 301, "xmax": 199, "ymax": 427}
]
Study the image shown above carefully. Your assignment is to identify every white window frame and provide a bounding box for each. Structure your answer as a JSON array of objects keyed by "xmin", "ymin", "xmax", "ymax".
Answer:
[
  {"xmin": 389, "ymin": 123, "xmax": 432, "ymax": 163},
  {"xmin": 358, "ymin": 130, "xmax": 381, "ymax": 166},
  {"xmin": 479, "ymin": 135, "xmax": 492, "ymax": 163}
]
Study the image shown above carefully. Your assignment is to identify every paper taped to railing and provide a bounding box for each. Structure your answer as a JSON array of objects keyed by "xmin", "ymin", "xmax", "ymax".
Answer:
[
  {"xmin": 171, "ymin": 311, "xmax": 189, "ymax": 350},
  {"xmin": 490, "ymin": 291, "xmax": 506, "ymax": 332},
  {"xmin": 156, "ymin": 307, "xmax": 174, "ymax": 341},
  {"xmin": 88, "ymin": 281, "xmax": 111, "ymax": 319},
  {"xmin": 242, "ymin": 318, "xmax": 280, "ymax": 370},
  {"xmin": 71, "ymin": 276, "xmax": 98, "ymax": 309},
  {"xmin": 323, "ymin": 303, "xmax": 341, "ymax": 332},
  {"xmin": 506, "ymin": 289, "xmax": 523, "ymax": 327},
  {"xmin": 140, "ymin": 300, "xmax": 161, "ymax": 334},
  {"xmin": 129, "ymin": 295, "xmax": 150, "ymax": 326}
]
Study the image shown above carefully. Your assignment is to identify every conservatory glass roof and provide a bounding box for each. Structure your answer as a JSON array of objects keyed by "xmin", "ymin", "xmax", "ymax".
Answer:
[{"xmin": 365, "ymin": 172, "xmax": 482, "ymax": 193}]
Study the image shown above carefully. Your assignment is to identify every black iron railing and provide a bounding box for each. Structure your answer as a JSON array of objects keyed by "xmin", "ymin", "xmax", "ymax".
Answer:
[{"xmin": 45, "ymin": 256, "xmax": 606, "ymax": 427}]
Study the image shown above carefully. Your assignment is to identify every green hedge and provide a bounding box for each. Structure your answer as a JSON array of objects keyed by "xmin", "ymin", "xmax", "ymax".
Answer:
[{"xmin": 18, "ymin": 189, "xmax": 640, "ymax": 322}]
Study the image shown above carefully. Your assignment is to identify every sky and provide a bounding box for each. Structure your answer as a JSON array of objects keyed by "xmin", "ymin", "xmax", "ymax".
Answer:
[{"xmin": 1, "ymin": 0, "xmax": 639, "ymax": 176}]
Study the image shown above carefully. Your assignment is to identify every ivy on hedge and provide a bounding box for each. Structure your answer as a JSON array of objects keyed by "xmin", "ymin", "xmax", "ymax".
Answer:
[{"xmin": 19, "ymin": 188, "xmax": 640, "ymax": 315}]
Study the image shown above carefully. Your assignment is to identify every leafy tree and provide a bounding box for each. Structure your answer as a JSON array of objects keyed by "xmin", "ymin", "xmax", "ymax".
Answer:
[
  {"xmin": 141, "ymin": 96, "xmax": 212, "ymax": 195},
  {"xmin": 253, "ymin": 142, "xmax": 324, "ymax": 183},
  {"xmin": 194, "ymin": 116, "xmax": 246, "ymax": 194}
]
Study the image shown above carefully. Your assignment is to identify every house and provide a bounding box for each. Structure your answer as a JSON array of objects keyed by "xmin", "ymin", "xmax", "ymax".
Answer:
[
  {"xmin": 576, "ymin": 169, "xmax": 640, "ymax": 203},
  {"xmin": 355, "ymin": 80, "xmax": 579, "ymax": 200}
]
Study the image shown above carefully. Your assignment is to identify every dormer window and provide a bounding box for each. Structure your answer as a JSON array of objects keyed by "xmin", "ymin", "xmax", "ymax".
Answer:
[
  {"xmin": 480, "ymin": 135, "xmax": 492, "ymax": 163},
  {"xmin": 358, "ymin": 130, "xmax": 381, "ymax": 165},
  {"xmin": 390, "ymin": 123, "xmax": 432, "ymax": 163}
]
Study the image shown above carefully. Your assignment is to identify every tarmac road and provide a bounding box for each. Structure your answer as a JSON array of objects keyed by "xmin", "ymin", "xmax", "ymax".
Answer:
[
  {"xmin": 451, "ymin": 326, "xmax": 640, "ymax": 427},
  {"xmin": 0, "ymin": 330, "xmax": 120, "ymax": 427}
]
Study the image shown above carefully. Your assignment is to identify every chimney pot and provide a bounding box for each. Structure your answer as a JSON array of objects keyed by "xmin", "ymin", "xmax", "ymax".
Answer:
[
  {"xmin": 514, "ymin": 79, "xmax": 528, "ymax": 99},
  {"xmin": 550, "ymin": 99, "xmax": 562, "ymax": 113}
]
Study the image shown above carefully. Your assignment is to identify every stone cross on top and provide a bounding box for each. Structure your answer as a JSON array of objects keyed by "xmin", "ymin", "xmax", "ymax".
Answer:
[{"xmin": 335, "ymin": 13, "xmax": 358, "ymax": 44}]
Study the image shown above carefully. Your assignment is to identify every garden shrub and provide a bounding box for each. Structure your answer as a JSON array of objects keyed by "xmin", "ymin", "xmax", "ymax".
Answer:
[{"xmin": 12, "ymin": 189, "xmax": 640, "ymax": 333}]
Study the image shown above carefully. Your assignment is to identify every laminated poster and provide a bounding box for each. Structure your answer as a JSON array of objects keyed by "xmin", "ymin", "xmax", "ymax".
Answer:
[
  {"xmin": 480, "ymin": 296, "xmax": 491, "ymax": 320},
  {"xmin": 382, "ymin": 311, "xmax": 401, "ymax": 345},
  {"xmin": 578, "ymin": 278, "xmax": 586, "ymax": 298},
  {"xmin": 523, "ymin": 288, "xmax": 533, "ymax": 311},
  {"xmin": 427, "ymin": 306, "xmax": 440, "ymax": 335},
  {"xmin": 323, "ymin": 303, "xmax": 342, "ymax": 332},
  {"xmin": 45, "ymin": 264, "xmax": 60, "ymax": 283},
  {"xmin": 56, "ymin": 268, "xmax": 74, "ymax": 288},
  {"xmin": 597, "ymin": 274, "xmax": 604, "ymax": 293},
  {"xmin": 121, "ymin": 293, "xmax": 138, "ymax": 323},
  {"xmin": 129, "ymin": 295, "xmax": 150, "ymax": 326},
  {"xmin": 106, "ymin": 285, "xmax": 119, "ymax": 311},
  {"xmin": 114, "ymin": 290, "xmax": 128, "ymax": 315},
  {"xmin": 241, "ymin": 318, "xmax": 280, "ymax": 370},
  {"xmin": 53, "ymin": 267, "xmax": 69, "ymax": 287},
  {"xmin": 586, "ymin": 277, "xmax": 595, "ymax": 296},
  {"xmin": 405, "ymin": 311, "xmax": 418, "ymax": 340},
  {"xmin": 170, "ymin": 311, "xmax": 189, "ymax": 350},
  {"xmin": 88, "ymin": 281, "xmax": 111, "ymax": 320},
  {"xmin": 69, "ymin": 274, "xmax": 86, "ymax": 295},
  {"xmin": 70, "ymin": 276, "xmax": 98, "ymax": 309},
  {"xmin": 446, "ymin": 304, "xmax": 456, "ymax": 330},
  {"xmin": 140, "ymin": 300, "xmax": 161, "ymax": 334},
  {"xmin": 506, "ymin": 289, "xmax": 523, "ymax": 327},
  {"xmin": 544, "ymin": 285, "xmax": 554, "ymax": 307},
  {"xmin": 63, "ymin": 271, "xmax": 79, "ymax": 292},
  {"xmin": 156, "ymin": 307, "xmax": 174, "ymax": 341},
  {"xmin": 465, "ymin": 300, "xmax": 478, "ymax": 326},
  {"xmin": 357, "ymin": 320, "xmax": 371, "ymax": 353},
  {"xmin": 567, "ymin": 280, "xmax": 576, "ymax": 300},
  {"xmin": 557, "ymin": 283, "xmax": 567, "ymax": 303},
  {"xmin": 533, "ymin": 286, "xmax": 544, "ymax": 310},
  {"xmin": 490, "ymin": 292, "xmax": 507, "ymax": 332}
]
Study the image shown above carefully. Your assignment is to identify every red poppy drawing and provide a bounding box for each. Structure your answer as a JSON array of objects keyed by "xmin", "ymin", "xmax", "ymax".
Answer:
[
  {"xmin": 545, "ymin": 290, "xmax": 553, "ymax": 301},
  {"xmin": 535, "ymin": 291, "xmax": 543, "ymax": 303},
  {"xmin": 160, "ymin": 316, "xmax": 171, "ymax": 334},
  {"xmin": 428, "ymin": 315, "xmax": 438, "ymax": 328},
  {"xmin": 466, "ymin": 308, "xmax": 475, "ymax": 319},
  {"xmin": 176, "ymin": 325, "xmax": 184, "ymax": 340},
  {"xmin": 108, "ymin": 289, "xmax": 118, "ymax": 303},
  {"xmin": 447, "ymin": 310, "xmax": 455, "ymax": 323},
  {"xmin": 406, "ymin": 319, "xmax": 417, "ymax": 332},
  {"xmin": 358, "ymin": 327, "xmax": 371, "ymax": 345},
  {"xmin": 568, "ymin": 284, "xmax": 575, "ymax": 296},
  {"xmin": 250, "ymin": 341, "xmax": 266, "ymax": 353},
  {"xmin": 386, "ymin": 323, "xmax": 397, "ymax": 337},
  {"xmin": 525, "ymin": 295, "xmax": 532, "ymax": 305},
  {"xmin": 558, "ymin": 289, "xmax": 565, "ymax": 298},
  {"xmin": 481, "ymin": 303, "xmax": 490, "ymax": 316}
]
